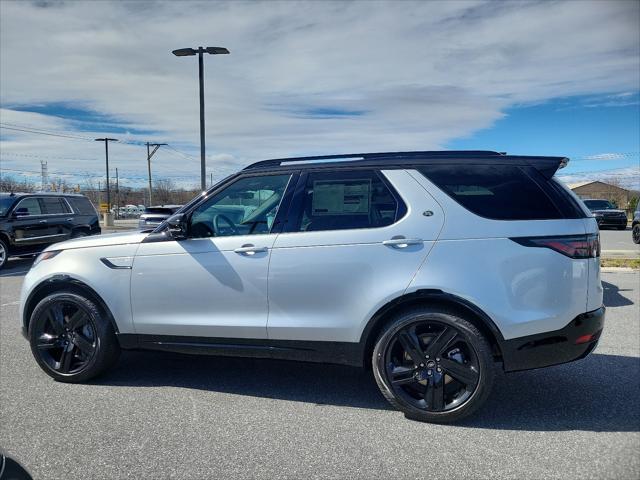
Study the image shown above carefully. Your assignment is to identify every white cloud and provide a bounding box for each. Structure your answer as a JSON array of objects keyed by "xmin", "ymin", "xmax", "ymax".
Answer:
[{"xmin": 1, "ymin": 0, "xmax": 639, "ymax": 186}]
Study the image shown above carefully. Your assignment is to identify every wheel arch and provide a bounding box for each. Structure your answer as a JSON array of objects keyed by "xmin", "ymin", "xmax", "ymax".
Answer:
[
  {"xmin": 23, "ymin": 275, "xmax": 119, "ymax": 336},
  {"xmin": 359, "ymin": 289, "xmax": 505, "ymax": 368}
]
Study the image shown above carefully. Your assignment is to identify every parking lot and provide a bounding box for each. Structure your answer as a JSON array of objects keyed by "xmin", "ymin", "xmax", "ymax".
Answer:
[{"xmin": 0, "ymin": 250, "xmax": 637, "ymax": 479}]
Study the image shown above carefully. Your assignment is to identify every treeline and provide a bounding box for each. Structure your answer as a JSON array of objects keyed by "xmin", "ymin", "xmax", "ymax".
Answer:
[{"xmin": 0, "ymin": 175, "xmax": 201, "ymax": 208}]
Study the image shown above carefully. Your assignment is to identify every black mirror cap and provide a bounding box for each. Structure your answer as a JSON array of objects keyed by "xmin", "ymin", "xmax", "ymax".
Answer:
[{"xmin": 166, "ymin": 213, "xmax": 188, "ymax": 239}]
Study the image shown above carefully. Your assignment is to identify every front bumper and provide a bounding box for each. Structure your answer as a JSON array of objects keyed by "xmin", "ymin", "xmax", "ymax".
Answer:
[
  {"xmin": 596, "ymin": 217, "xmax": 627, "ymax": 228},
  {"xmin": 501, "ymin": 306, "xmax": 605, "ymax": 372}
]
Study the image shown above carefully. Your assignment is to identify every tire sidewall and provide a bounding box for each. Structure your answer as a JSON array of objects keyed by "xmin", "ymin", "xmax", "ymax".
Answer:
[
  {"xmin": 29, "ymin": 292, "xmax": 106, "ymax": 382},
  {"xmin": 372, "ymin": 310, "xmax": 494, "ymax": 422},
  {"xmin": 0, "ymin": 238, "xmax": 8, "ymax": 269}
]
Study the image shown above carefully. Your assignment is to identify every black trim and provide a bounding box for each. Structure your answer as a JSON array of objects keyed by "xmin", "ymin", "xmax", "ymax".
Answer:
[
  {"xmin": 116, "ymin": 334, "xmax": 364, "ymax": 367},
  {"xmin": 99, "ymin": 258, "xmax": 132, "ymax": 269},
  {"xmin": 501, "ymin": 306, "xmax": 605, "ymax": 372}
]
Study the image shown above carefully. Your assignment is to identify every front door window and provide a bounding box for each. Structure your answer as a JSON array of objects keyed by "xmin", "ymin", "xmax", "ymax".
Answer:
[{"xmin": 189, "ymin": 174, "xmax": 291, "ymax": 238}]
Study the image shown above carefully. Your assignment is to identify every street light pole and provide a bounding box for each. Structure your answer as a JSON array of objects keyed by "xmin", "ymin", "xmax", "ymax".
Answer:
[
  {"xmin": 95, "ymin": 138, "xmax": 118, "ymax": 210},
  {"xmin": 172, "ymin": 46, "xmax": 229, "ymax": 191}
]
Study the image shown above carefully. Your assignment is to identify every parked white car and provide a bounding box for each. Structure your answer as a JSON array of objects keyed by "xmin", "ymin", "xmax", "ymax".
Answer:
[{"xmin": 19, "ymin": 151, "xmax": 604, "ymax": 423}]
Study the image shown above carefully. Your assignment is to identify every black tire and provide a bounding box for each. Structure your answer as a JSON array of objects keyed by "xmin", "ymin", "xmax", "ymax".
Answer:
[
  {"xmin": 633, "ymin": 224, "xmax": 640, "ymax": 244},
  {"xmin": 617, "ymin": 225, "xmax": 627, "ymax": 231},
  {"xmin": 71, "ymin": 229, "xmax": 88, "ymax": 239},
  {"xmin": 372, "ymin": 307, "xmax": 495, "ymax": 423},
  {"xmin": 29, "ymin": 292, "xmax": 120, "ymax": 382},
  {"xmin": 0, "ymin": 237, "xmax": 8, "ymax": 270}
]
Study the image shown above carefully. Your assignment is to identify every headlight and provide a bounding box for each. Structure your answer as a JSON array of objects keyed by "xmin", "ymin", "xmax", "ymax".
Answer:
[
  {"xmin": 593, "ymin": 212, "xmax": 603, "ymax": 218},
  {"xmin": 33, "ymin": 250, "xmax": 61, "ymax": 267}
]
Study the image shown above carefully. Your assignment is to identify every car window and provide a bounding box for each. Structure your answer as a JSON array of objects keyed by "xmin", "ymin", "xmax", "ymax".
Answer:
[
  {"xmin": 583, "ymin": 200, "xmax": 614, "ymax": 210},
  {"xmin": 66, "ymin": 197, "xmax": 96, "ymax": 215},
  {"xmin": 189, "ymin": 174, "xmax": 291, "ymax": 238},
  {"xmin": 14, "ymin": 197, "xmax": 43, "ymax": 216},
  {"xmin": 419, "ymin": 165, "xmax": 563, "ymax": 220},
  {"xmin": 295, "ymin": 170, "xmax": 404, "ymax": 232},
  {"xmin": 41, "ymin": 197, "xmax": 71, "ymax": 215},
  {"xmin": 0, "ymin": 196, "xmax": 16, "ymax": 216}
]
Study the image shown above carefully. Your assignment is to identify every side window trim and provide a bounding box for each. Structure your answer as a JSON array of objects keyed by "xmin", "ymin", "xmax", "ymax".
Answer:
[{"xmin": 282, "ymin": 168, "xmax": 407, "ymax": 234}]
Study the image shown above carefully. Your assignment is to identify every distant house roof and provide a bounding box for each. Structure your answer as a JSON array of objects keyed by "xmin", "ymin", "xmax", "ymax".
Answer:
[{"xmin": 567, "ymin": 180, "xmax": 630, "ymax": 192}]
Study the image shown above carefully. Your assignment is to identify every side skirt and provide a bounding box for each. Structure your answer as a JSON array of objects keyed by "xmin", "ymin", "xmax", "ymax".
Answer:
[{"xmin": 117, "ymin": 334, "xmax": 364, "ymax": 368}]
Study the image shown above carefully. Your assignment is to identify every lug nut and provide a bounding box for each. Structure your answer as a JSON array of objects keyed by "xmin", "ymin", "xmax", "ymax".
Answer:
[
  {"xmin": 436, "ymin": 358, "xmax": 440, "ymax": 361},
  {"xmin": 420, "ymin": 363, "xmax": 425, "ymax": 367},
  {"xmin": 427, "ymin": 370, "xmax": 433, "ymax": 376},
  {"xmin": 436, "ymin": 367, "xmax": 442, "ymax": 372}
]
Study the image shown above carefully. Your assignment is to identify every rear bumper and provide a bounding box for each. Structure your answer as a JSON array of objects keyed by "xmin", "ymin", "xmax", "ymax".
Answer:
[
  {"xmin": 501, "ymin": 306, "xmax": 605, "ymax": 372},
  {"xmin": 596, "ymin": 217, "xmax": 627, "ymax": 228}
]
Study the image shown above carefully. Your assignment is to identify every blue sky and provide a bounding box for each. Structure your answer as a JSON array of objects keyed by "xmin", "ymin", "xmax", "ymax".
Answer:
[{"xmin": 1, "ymin": 0, "xmax": 639, "ymax": 190}]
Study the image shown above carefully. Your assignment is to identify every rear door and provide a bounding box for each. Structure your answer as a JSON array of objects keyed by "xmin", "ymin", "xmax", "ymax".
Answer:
[
  {"xmin": 39, "ymin": 196, "xmax": 73, "ymax": 242},
  {"xmin": 267, "ymin": 168, "xmax": 444, "ymax": 343}
]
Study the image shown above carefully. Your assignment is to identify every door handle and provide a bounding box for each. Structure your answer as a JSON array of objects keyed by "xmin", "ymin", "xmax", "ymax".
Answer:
[
  {"xmin": 66, "ymin": 218, "xmax": 73, "ymax": 222},
  {"xmin": 39, "ymin": 220, "xmax": 47, "ymax": 224},
  {"xmin": 382, "ymin": 237, "xmax": 422, "ymax": 248},
  {"xmin": 234, "ymin": 244, "xmax": 268, "ymax": 255}
]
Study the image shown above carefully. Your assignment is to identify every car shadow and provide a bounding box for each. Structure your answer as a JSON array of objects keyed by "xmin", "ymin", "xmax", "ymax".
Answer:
[
  {"xmin": 95, "ymin": 351, "xmax": 639, "ymax": 432},
  {"xmin": 603, "ymin": 280, "xmax": 634, "ymax": 307}
]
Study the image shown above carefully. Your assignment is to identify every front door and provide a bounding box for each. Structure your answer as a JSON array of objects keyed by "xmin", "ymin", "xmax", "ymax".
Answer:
[
  {"xmin": 10, "ymin": 197, "xmax": 55, "ymax": 247},
  {"xmin": 131, "ymin": 173, "xmax": 294, "ymax": 339}
]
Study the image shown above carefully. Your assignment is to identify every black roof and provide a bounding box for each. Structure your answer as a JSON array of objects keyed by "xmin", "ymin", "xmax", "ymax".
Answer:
[{"xmin": 243, "ymin": 150, "xmax": 568, "ymax": 179}]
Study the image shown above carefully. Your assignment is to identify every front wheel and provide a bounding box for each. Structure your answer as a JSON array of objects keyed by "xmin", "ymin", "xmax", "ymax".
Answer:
[
  {"xmin": 0, "ymin": 238, "xmax": 8, "ymax": 270},
  {"xmin": 29, "ymin": 292, "xmax": 120, "ymax": 382},
  {"xmin": 633, "ymin": 224, "xmax": 640, "ymax": 244},
  {"xmin": 372, "ymin": 308, "xmax": 495, "ymax": 423}
]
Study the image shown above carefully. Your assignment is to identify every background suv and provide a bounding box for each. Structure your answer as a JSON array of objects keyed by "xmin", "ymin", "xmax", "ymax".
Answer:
[
  {"xmin": 138, "ymin": 205, "xmax": 182, "ymax": 230},
  {"xmin": 583, "ymin": 199, "xmax": 628, "ymax": 230},
  {"xmin": 0, "ymin": 192, "xmax": 100, "ymax": 270},
  {"xmin": 19, "ymin": 151, "xmax": 604, "ymax": 423}
]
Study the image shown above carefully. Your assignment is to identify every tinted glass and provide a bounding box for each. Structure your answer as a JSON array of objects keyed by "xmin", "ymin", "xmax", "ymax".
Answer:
[
  {"xmin": 67, "ymin": 197, "xmax": 96, "ymax": 215},
  {"xmin": 41, "ymin": 197, "xmax": 70, "ymax": 214},
  {"xmin": 0, "ymin": 196, "xmax": 16, "ymax": 216},
  {"xmin": 15, "ymin": 198, "xmax": 42, "ymax": 216},
  {"xmin": 583, "ymin": 200, "xmax": 615, "ymax": 210},
  {"xmin": 296, "ymin": 170, "xmax": 403, "ymax": 232},
  {"xmin": 419, "ymin": 165, "xmax": 562, "ymax": 220},
  {"xmin": 189, "ymin": 174, "xmax": 291, "ymax": 238}
]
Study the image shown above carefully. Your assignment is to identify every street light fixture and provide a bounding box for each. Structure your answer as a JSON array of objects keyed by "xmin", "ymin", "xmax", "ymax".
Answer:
[
  {"xmin": 94, "ymin": 138, "xmax": 118, "ymax": 211},
  {"xmin": 172, "ymin": 46, "xmax": 229, "ymax": 191}
]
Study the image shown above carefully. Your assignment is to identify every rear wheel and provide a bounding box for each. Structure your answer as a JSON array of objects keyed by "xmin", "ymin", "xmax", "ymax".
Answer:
[
  {"xmin": 633, "ymin": 224, "xmax": 640, "ymax": 244},
  {"xmin": 0, "ymin": 238, "xmax": 8, "ymax": 270},
  {"xmin": 29, "ymin": 292, "xmax": 120, "ymax": 382},
  {"xmin": 372, "ymin": 308, "xmax": 495, "ymax": 423}
]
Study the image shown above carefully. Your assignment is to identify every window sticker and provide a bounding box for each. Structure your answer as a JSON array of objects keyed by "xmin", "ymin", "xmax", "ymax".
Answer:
[{"xmin": 312, "ymin": 179, "xmax": 371, "ymax": 215}]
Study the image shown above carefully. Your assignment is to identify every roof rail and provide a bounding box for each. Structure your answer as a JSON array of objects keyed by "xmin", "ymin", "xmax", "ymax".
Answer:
[{"xmin": 243, "ymin": 150, "xmax": 502, "ymax": 171}]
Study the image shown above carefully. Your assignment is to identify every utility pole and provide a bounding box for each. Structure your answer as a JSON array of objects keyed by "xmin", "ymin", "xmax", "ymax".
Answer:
[
  {"xmin": 210, "ymin": 172, "xmax": 213, "ymax": 188},
  {"xmin": 94, "ymin": 138, "xmax": 118, "ymax": 210},
  {"xmin": 115, "ymin": 168, "xmax": 120, "ymax": 220},
  {"xmin": 145, "ymin": 142, "xmax": 167, "ymax": 206},
  {"xmin": 40, "ymin": 160, "xmax": 48, "ymax": 192}
]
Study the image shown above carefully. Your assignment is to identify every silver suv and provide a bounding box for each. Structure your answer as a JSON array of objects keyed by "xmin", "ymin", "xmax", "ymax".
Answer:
[{"xmin": 19, "ymin": 151, "xmax": 604, "ymax": 423}]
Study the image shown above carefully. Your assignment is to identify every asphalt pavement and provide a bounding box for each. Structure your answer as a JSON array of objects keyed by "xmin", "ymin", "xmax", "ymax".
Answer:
[
  {"xmin": 0, "ymin": 262, "xmax": 638, "ymax": 479},
  {"xmin": 599, "ymin": 227, "xmax": 639, "ymax": 257}
]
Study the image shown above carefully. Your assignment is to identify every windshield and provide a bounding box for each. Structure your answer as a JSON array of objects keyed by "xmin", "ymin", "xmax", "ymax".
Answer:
[
  {"xmin": 0, "ymin": 196, "xmax": 16, "ymax": 216},
  {"xmin": 584, "ymin": 200, "xmax": 615, "ymax": 210}
]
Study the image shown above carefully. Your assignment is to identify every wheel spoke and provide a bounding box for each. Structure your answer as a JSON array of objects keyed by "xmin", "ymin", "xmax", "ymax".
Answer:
[
  {"xmin": 424, "ymin": 374, "xmax": 445, "ymax": 411},
  {"xmin": 58, "ymin": 345, "xmax": 74, "ymax": 373},
  {"xmin": 67, "ymin": 309, "xmax": 88, "ymax": 331},
  {"xmin": 397, "ymin": 330, "xmax": 426, "ymax": 365},
  {"xmin": 390, "ymin": 365, "xmax": 416, "ymax": 386},
  {"xmin": 47, "ymin": 309, "xmax": 65, "ymax": 335},
  {"xmin": 439, "ymin": 358, "xmax": 479, "ymax": 386},
  {"xmin": 424, "ymin": 327, "xmax": 458, "ymax": 358},
  {"xmin": 72, "ymin": 334, "xmax": 95, "ymax": 355},
  {"xmin": 36, "ymin": 333, "xmax": 60, "ymax": 350}
]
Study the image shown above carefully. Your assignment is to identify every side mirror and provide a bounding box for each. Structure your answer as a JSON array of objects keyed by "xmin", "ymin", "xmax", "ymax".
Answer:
[
  {"xmin": 166, "ymin": 213, "xmax": 188, "ymax": 240},
  {"xmin": 12, "ymin": 207, "xmax": 28, "ymax": 217}
]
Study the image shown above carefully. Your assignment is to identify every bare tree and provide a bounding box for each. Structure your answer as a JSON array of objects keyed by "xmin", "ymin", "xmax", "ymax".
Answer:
[{"xmin": 0, "ymin": 174, "xmax": 36, "ymax": 193}]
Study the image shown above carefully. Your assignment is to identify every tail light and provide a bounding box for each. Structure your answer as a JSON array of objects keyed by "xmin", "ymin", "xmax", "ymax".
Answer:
[{"xmin": 511, "ymin": 233, "xmax": 600, "ymax": 259}]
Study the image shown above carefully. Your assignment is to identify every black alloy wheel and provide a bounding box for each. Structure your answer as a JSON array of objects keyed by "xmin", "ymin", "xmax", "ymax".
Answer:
[
  {"xmin": 33, "ymin": 300, "xmax": 97, "ymax": 374},
  {"xmin": 373, "ymin": 308, "xmax": 494, "ymax": 423},
  {"xmin": 632, "ymin": 224, "xmax": 640, "ymax": 244},
  {"xmin": 29, "ymin": 292, "xmax": 120, "ymax": 382}
]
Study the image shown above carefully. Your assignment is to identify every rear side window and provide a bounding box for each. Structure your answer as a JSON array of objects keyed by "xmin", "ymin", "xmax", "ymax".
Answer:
[
  {"xmin": 419, "ymin": 165, "xmax": 563, "ymax": 220},
  {"xmin": 296, "ymin": 170, "xmax": 405, "ymax": 232},
  {"xmin": 66, "ymin": 197, "xmax": 97, "ymax": 215},
  {"xmin": 40, "ymin": 197, "xmax": 71, "ymax": 215}
]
